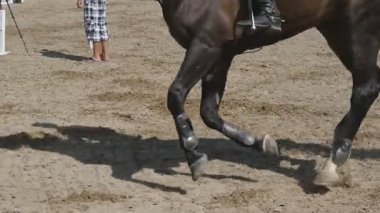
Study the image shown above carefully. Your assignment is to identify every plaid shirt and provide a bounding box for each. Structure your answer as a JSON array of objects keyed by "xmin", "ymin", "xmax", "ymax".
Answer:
[{"xmin": 84, "ymin": 0, "xmax": 109, "ymax": 42}]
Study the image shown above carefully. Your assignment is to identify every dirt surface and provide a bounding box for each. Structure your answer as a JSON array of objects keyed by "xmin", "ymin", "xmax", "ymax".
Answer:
[{"xmin": 0, "ymin": 0, "xmax": 379, "ymax": 212}]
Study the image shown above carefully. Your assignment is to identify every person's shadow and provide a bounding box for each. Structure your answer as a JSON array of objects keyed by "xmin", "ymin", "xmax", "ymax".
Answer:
[
  {"xmin": 39, "ymin": 49, "xmax": 88, "ymax": 61},
  {"xmin": 0, "ymin": 123, "xmax": 379, "ymax": 195}
]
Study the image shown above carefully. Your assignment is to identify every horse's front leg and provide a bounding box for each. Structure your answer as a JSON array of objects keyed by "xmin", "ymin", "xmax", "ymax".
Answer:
[
  {"xmin": 168, "ymin": 38, "xmax": 222, "ymax": 181},
  {"xmin": 200, "ymin": 55, "xmax": 279, "ymax": 157}
]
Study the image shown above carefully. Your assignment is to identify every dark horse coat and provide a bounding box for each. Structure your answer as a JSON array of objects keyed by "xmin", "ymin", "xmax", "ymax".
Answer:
[{"xmin": 157, "ymin": 0, "xmax": 380, "ymax": 186}]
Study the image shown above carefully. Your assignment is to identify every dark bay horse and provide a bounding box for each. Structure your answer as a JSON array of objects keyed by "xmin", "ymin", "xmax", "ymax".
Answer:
[{"xmin": 157, "ymin": 0, "xmax": 380, "ymax": 186}]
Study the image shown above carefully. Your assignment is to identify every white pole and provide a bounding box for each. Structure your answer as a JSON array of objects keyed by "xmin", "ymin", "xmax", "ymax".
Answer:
[
  {"xmin": 1, "ymin": 0, "xmax": 14, "ymax": 5},
  {"xmin": 0, "ymin": 9, "xmax": 8, "ymax": 55},
  {"xmin": 0, "ymin": 0, "xmax": 12, "ymax": 56}
]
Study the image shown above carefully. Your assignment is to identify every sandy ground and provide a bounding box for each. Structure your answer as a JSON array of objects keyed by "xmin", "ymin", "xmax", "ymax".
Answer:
[{"xmin": 0, "ymin": 0, "xmax": 379, "ymax": 212}]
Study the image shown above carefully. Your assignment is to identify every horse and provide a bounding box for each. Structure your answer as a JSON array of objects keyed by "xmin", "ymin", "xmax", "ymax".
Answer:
[{"xmin": 156, "ymin": 0, "xmax": 380, "ymax": 186}]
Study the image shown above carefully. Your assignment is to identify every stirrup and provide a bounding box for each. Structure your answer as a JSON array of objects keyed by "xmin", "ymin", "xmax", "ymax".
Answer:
[
  {"xmin": 237, "ymin": 0, "xmax": 283, "ymax": 32},
  {"xmin": 236, "ymin": 0, "xmax": 256, "ymax": 30},
  {"xmin": 237, "ymin": 20, "xmax": 252, "ymax": 26},
  {"xmin": 254, "ymin": 11, "xmax": 282, "ymax": 31}
]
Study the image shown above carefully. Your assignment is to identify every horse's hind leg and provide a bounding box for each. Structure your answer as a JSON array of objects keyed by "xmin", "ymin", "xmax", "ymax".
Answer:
[
  {"xmin": 200, "ymin": 54, "xmax": 279, "ymax": 157},
  {"xmin": 315, "ymin": 17, "xmax": 380, "ymax": 186},
  {"xmin": 168, "ymin": 38, "xmax": 222, "ymax": 181}
]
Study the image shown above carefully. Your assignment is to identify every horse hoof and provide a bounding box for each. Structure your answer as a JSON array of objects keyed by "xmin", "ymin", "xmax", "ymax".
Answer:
[
  {"xmin": 314, "ymin": 157, "xmax": 339, "ymax": 187},
  {"xmin": 190, "ymin": 154, "xmax": 208, "ymax": 181},
  {"xmin": 314, "ymin": 157, "xmax": 353, "ymax": 187},
  {"xmin": 332, "ymin": 139, "xmax": 352, "ymax": 167},
  {"xmin": 262, "ymin": 135, "xmax": 280, "ymax": 158}
]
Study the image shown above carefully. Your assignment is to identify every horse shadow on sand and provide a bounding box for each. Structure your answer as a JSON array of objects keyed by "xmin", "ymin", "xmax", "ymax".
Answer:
[{"xmin": 0, "ymin": 122, "xmax": 379, "ymax": 195}]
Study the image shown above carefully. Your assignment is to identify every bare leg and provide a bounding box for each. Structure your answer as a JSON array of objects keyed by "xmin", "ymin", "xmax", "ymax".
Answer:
[
  {"xmin": 101, "ymin": 40, "xmax": 109, "ymax": 61},
  {"xmin": 92, "ymin": 41, "xmax": 102, "ymax": 61}
]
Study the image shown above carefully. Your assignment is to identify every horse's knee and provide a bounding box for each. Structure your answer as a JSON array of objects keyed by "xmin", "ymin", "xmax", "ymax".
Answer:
[
  {"xmin": 200, "ymin": 104, "xmax": 223, "ymax": 130},
  {"xmin": 351, "ymin": 77, "xmax": 379, "ymax": 107},
  {"xmin": 167, "ymin": 82, "xmax": 185, "ymax": 114}
]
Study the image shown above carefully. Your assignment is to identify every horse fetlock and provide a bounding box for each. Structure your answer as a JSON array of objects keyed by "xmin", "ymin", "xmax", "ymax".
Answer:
[
  {"xmin": 332, "ymin": 139, "xmax": 352, "ymax": 167},
  {"xmin": 190, "ymin": 153, "xmax": 208, "ymax": 181},
  {"xmin": 241, "ymin": 132, "xmax": 256, "ymax": 146},
  {"xmin": 223, "ymin": 123, "xmax": 255, "ymax": 146},
  {"xmin": 176, "ymin": 113, "xmax": 198, "ymax": 149},
  {"xmin": 237, "ymin": 131, "xmax": 256, "ymax": 146},
  {"xmin": 181, "ymin": 134, "xmax": 199, "ymax": 150}
]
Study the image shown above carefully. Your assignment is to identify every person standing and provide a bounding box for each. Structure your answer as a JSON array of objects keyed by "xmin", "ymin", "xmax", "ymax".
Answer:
[{"xmin": 77, "ymin": 0, "xmax": 109, "ymax": 62}]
